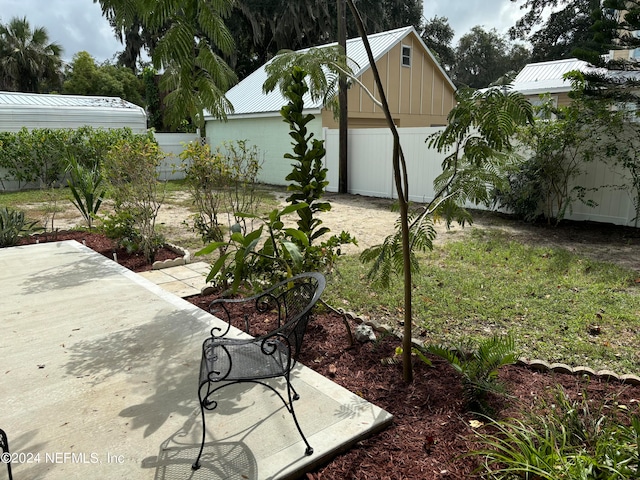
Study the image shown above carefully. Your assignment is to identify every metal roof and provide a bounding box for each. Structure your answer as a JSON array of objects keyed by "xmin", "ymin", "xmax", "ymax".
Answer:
[
  {"xmin": 512, "ymin": 58, "xmax": 590, "ymax": 95},
  {"xmin": 212, "ymin": 26, "xmax": 454, "ymax": 118},
  {"xmin": 512, "ymin": 58, "xmax": 640, "ymax": 96},
  {"xmin": 0, "ymin": 91, "xmax": 143, "ymax": 110}
]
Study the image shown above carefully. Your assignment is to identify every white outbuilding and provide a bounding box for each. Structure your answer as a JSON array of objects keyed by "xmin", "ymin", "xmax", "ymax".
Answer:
[{"xmin": 0, "ymin": 91, "xmax": 147, "ymax": 133}]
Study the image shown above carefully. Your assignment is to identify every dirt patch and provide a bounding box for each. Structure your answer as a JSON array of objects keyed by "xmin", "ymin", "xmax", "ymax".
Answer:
[
  {"xmin": 318, "ymin": 192, "xmax": 640, "ymax": 272},
  {"xmin": 19, "ymin": 188, "xmax": 640, "ymax": 272}
]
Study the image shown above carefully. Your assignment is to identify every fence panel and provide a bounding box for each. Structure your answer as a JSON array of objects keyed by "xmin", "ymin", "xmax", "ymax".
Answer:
[
  {"xmin": 324, "ymin": 127, "xmax": 637, "ymax": 226},
  {"xmin": 153, "ymin": 132, "xmax": 200, "ymax": 181}
]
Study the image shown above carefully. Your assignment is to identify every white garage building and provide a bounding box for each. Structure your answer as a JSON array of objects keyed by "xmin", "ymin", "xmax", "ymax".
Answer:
[{"xmin": 0, "ymin": 91, "xmax": 147, "ymax": 133}]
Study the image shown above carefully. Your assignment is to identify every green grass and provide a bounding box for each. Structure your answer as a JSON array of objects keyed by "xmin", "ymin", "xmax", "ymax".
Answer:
[
  {"xmin": 325, "ymin": 229, "xmax": 640, "ymax": 374},
  {"xmin": 0, "ymin": 187, "xmax": 72, "ymax": 207}
]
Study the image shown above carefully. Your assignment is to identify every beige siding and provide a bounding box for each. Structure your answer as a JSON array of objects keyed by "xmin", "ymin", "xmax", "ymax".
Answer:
[{"xmin": 322, "ymin": 31, "xmax": 456, "ymax": 129}]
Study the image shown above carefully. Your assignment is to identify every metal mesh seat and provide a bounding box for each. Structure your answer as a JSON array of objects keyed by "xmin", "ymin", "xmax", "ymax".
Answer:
[{"xmin": 192, "ymin": 272, "xmax": 326, "ymax": 471}]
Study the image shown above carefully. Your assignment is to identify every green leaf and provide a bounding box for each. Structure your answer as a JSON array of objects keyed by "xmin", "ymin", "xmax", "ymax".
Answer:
[
  {"xmin": 285, "ymin": 228, "xmax": 310, "ymax": 247},
  {"xmin": 281, "ymin": 240, "xmax": 303, "ymax": 268},
  {"xmin": 196, "ymin": 241, "xmax": 228, "ymax": 256}
]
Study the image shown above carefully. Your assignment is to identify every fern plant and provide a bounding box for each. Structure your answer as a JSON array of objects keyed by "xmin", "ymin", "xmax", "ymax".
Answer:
[{"xmin": 427, "ymin": 335, "xmax": 516, "ymax": 414}]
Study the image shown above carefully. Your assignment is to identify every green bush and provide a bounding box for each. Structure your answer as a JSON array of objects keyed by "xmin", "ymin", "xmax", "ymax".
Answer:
[
  {"xmin": 0, "ymin": 127, "xmax": 140, "ymax": 190},
  {"xmin": 103, "ymin": 133, "xmax": 166, "ymax": 263},
  {"xmin": 180, "ymin": 140, "xmax": 263, "ymax": 243},
  {"xmin": 66, "ymin": 154, "xmax": 104, "ymax": 229}
]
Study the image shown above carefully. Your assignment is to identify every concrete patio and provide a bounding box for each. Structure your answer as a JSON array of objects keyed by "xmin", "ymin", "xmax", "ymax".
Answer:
[{"xmin": 0, "ymin": 241, "xmax": 392, "ymax": 479}]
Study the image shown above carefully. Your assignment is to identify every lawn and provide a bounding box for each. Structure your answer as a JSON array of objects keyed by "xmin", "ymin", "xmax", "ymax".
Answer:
[
  {"xmin": 4, "ymin": 183, "xmax": 640, "ymax": 375},
  {"xmin": 324, "ymin": 228, "xmax": 640, "ymax": 374}
]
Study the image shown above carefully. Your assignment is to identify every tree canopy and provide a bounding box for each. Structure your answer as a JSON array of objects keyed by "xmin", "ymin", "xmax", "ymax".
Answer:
[
  {"xmin": 421, "ymin": 16, "xmax": 456, "ymax": 73},
  {"xmin": 0, "ymin": 16, "xmax": 63, "ymax": 93},
  {"xmin": 452, "ymin": 27, "xmax": 530, "ymax": 89},
  {"xmin": 63, "ymin": 51, "xmax": 144, "ymax": 106},
  {"xmin": 96, "ymin": 0, "xmax": 237, "ymax": 130}
]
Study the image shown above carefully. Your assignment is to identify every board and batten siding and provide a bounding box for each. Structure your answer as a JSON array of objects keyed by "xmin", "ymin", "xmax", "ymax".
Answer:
[
  {"xmin": 321, "ymin": 34, "xmax": 456, "ymax": 129},
  {"xmin": 205, "ymin": 114, "xmax": 324, "ymax": 186}
]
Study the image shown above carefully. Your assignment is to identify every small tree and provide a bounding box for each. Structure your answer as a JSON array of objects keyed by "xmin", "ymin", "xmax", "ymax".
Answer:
[
  {"xmin": 180, "ymin": 140, "xmax": 263, "ymax": 242},
  {"xmin": 263, "ymin": 2, "xmax": 533, "ymax": 382},
  {"xmin": 504, "ymin": 94, "xmax": 603, "ymax": 224},
  {"xmin": 281, "ymin": 66, "xmax": 331, "ymax": 244},
  {"xmin": 180, "ymin": 142, "xmax": 227, "ymax": 243},
  {"xmin": 103, "ymin": 134, "xmax": 165, "ymax": 263}
]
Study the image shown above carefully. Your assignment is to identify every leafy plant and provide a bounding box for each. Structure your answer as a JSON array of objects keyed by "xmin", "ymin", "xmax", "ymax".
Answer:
[
  {"xmin": 506, "ymin": 90, "xmax": 621, "ymax": 225},
  {"xmin": 216, "ymin": 140, "xmax": 263, "ymax": 233},
  {"xmin": 470, "ymin": 387, "xmax": 640, "ymax": 479},
  {"xmin": 180, "ymin": 139, "xmax": 263, "ymax": 243},
  {"xmin": 103, "ymin": 134, "xmax": 166, "ymax": 263},
  {"xmin": 180, "ymin": 142, "xmax": 227, "ymax": 243},
  {"xmin": 427, "ymin": 335, "xmax": 516, "ymax": 414},
  {"xmin": 66, "ymin": 154, "xmax": 104, "ymax": 229},
  {"xmin": 100, "ymin": 210, "xmax": 143, "ymax": 254},
  {"xmin": 0, "ymin": 207, "xmax": 41, "ymax": 247},
  {"xmin": 281, "ymin": 66, "xmax": 331, "ymax": 244},
  {"xmin": 196, "ymin": 203, "xmax": 309, "ymax": 293}
]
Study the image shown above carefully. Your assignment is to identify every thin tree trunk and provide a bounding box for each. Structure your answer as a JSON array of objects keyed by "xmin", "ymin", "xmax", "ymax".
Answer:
[{"xmin": 346, "ymin": 0, "xmax": 413, "ymax": 383}]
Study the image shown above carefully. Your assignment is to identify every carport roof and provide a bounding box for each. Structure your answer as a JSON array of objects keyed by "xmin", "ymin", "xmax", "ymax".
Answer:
[{"xmin": 0, "ymin": 91, "xmax": 143, "ymax": 110}]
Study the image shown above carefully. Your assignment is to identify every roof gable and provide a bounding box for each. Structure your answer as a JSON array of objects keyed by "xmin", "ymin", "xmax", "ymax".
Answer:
[{"xmin": 212, "ymin": 26, "xmax": 454, "ymax": 118}]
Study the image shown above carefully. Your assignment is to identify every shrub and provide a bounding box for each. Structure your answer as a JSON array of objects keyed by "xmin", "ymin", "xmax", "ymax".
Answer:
[
  {"xmin": 0, "ymin": 207, "xmax": 41, "ymax": 247},
  {"xmin": 66, "ymin": 154, "xmax": 104, "ymax": 229},
  {"xmin": 180, "ymin": 140, "xmax": 263, "ymax": 243},
  {"xmin": 427, "ymin": 335, "xmax": 516, "ymax": 414},
  {"xmin": 103, "ymin": 133, "xmax": 165, "ymax": 263}
]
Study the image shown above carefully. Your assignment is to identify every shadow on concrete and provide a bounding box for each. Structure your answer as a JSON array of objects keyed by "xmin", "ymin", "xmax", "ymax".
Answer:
[
  {"xmin": 64, "ymin": 308, "xmax": 209, "ymax": 437},
  {"xmin": 142, "ymin": 409, "xmax": 260, "ymax": 480}
]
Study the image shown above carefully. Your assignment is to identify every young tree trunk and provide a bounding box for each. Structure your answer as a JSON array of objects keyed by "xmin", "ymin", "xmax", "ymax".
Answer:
[{"xmin": 347, "ymin": 0, "xmax": 414, "ymax": 382}]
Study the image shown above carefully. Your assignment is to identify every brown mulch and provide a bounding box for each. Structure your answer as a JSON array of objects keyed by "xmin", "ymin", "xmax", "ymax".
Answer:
[
  {"xmin": 17, "ymin": 230, "xmax": 180, "ymax": 272},
  {"xmin": 19, "ymin": 231, "xmax": 640, "ymax": 479},
  {"xmin": 187, "ymin": 290, "xmax": 640, "ymax": 480}
]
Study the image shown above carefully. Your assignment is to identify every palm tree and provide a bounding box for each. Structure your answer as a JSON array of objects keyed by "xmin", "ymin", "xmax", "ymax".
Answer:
[
  {"xmin": 146, "ymin": 0, "xmax": 237, "ymax": 129},
  {"xmin": 0, "ymin": 17, "xmax": 63, "ymax": 92},
  {"xmin": 95, "ymin": 0, "xmax": 237, "ymax": 130}
]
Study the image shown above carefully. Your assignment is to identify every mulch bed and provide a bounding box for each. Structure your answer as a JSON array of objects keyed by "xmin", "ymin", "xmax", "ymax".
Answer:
[
  {"xmin": 17, "ymin": 230, "xmax": 180, "ymax": 272},
  {"xmin": 18, "ymin": 232, "xmax": 640, "ymax": 479},
  {"xmin": 188, "ymin": 290, "xmax": 640, "ymax": 480}
]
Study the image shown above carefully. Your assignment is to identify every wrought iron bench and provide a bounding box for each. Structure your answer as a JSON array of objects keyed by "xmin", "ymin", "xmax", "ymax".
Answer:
[{"xmin": 192, "ymin": 272, "xmax": 326, "ymax": 471}]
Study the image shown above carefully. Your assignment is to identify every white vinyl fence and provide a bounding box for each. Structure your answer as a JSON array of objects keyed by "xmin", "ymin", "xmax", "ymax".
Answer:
[
  {"xmin": 154, "ymin": 132, "xmax": 200, "ymax": 181},
  {"xmin": 323, "ymin": 127, "xmax": 638, "ymax": 227}
]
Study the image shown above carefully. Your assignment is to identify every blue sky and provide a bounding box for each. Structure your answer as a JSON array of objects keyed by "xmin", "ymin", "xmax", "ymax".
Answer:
[{"xmin": 0, "ymin": 0, "xmax": 527, "ymax": 64}]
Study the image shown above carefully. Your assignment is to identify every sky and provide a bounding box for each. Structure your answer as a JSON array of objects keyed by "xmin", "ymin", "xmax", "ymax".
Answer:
[{"xmin": 0, "ymin": 0, "xmax": 528, "ymax": 64}]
